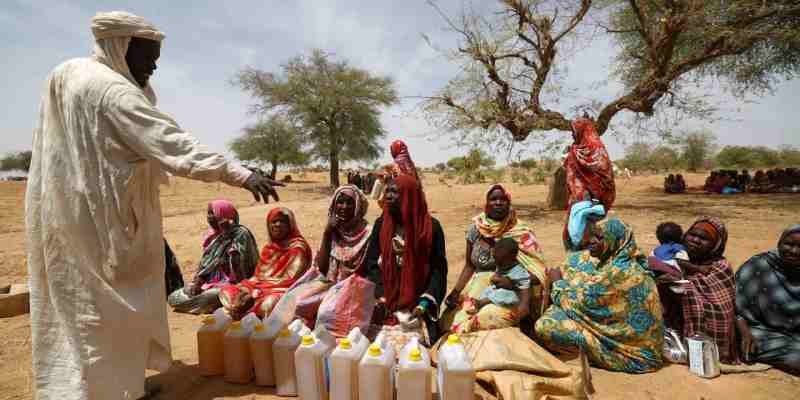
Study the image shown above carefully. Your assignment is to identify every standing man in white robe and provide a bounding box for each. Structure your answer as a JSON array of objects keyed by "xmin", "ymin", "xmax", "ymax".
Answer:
[{"xmin": 24, "ymin": 11, "xmax": 283, "ymax": 400}]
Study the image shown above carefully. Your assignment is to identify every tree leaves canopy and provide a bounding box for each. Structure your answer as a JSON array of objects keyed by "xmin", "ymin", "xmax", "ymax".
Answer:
[{"xmin": 228, "ymin": 116, "xmax": 309, "ymax": 177}]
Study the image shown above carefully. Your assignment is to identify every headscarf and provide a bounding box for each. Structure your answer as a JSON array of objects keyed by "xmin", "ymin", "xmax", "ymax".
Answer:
[
  {"xmin": 776, "ymin": 224, "xmax": 800, "ymax": 268},
  {"xmin": 328, "ymin": 185, "xmax": 371, "ymax": 264},
  {"xmin": 203, "ymin": 200, "xmax": 239, "ymax": 249},
  {"xmin": 90, "ymin": 11, "xmax": 165, "ymax": 105},
  {"xmin": 473, "ymin": 184, "xmax": 547, "ymax": 288},
  {"xmin": 564, "ymin": 118, "xmax": 616, "ymax": 210},
  {"xmin": 379, "ymin": 174, "xmax": 433, "ymax": 311},
  {"xmin": 566, "ymin": 200, "xmax": 606, "ymax": 250},
  {"xmin": 389, "ymin": 140, "xmax": 417, "ymax": 178},
  {"xmin": 251, "ymin": 207, "xmax": 312, "ymax": 284},
  {"xmin": 686, "ymin": 217, "xmax": 728, "ymax": 262}
]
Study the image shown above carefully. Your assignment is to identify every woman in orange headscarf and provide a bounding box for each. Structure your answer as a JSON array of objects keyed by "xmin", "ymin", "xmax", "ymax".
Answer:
[{"xmin": 219, "ymin": 207, "xmax": 312, "ymax": 319}]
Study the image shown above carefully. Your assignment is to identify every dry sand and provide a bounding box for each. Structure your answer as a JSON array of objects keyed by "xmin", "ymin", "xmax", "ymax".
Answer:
[{"xmin": 1, "ymin": 172, "xmax": 799, "ymax": 399}]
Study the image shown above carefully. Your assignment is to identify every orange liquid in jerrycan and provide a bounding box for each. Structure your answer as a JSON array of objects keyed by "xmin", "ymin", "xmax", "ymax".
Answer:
[
  {"xmin": 197, "ymin": 316, "xmax": 225, "ymax": 376},
  {"xmin": 224, "ymin": 321, "xmax": 254, "ymax": 384}
]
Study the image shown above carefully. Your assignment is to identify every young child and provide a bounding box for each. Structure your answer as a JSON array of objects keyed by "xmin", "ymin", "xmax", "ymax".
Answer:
[
  {"xmin": 651, "ymin": 222, "xmax": 689, "ymax": 273},
  {"xmin": 469, "ymin": 237, "xmax": 533, "ymax": 313}
]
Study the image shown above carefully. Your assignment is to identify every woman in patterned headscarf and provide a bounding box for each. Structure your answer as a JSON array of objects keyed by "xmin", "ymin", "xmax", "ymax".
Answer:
[
  {"xmin": 219, "ymin": 207, "xmax": 312, "ymax": 319},
  {"xmin": 736, "ymin": 225, "xmax": 800, "ymax": 374},
  {"xmin": 535, "ymin": 218, "xmax": 664, "ymax": 373},
  {"xmin": 444, "ymin": 184, "xmax": 547, "ymax": 333},
  {"xmin": 659, "ymin": 216, "xmax": 738, "ymax": 363},
  {"xmin": 290, "ymin": 185, "xmax": 374, "ymax": 331},
  {"xmin": 168, "ymin": 200, "xmax": 259, "ymax": 314}
]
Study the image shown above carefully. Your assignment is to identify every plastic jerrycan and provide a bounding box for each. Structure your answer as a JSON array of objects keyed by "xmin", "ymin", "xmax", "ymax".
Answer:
[
  {"xmin": 197, "ymin": 315, "xmax": 226, "ymax": 376},
  {"xmin": 358, "ymin": 332, "xmax": 396, "ymax": 400},
  {"xmin": 436, "ymin": 334, "xmax": 475, "ymax": 400},
  {"xmin": 250, "ymin": 315, "xmax": 283, "ymax": 386},
  {"xmin": 329, "ymin": 328, "xmax": 370, "ymax": 400},
  {"xmin": 397, "ymin": 337, "xmax": 432, "ymax": 400},
  {"xmin": 295, "ymin": 330, "xmax": 335, "ymax": 400},
  {"xmin": 224, "ymin": 321, "xmax": 253, "ymax": 383},
  {"xmin": 274, "ymin": 320, "xmax": 310, "ymax": 397}
]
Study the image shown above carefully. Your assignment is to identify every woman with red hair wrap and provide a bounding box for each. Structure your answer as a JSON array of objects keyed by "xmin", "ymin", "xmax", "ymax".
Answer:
[
  {"xmin": 563, "ymin": 118, "xmax": 616, "ymax": 249},
  {"xmin": 361, "ymin": 174, "xmax": 447, "ymax": 343},
  {"xmin": 220, "ymin": 207, "xmax": 312, "ymax": 319},
  {"xmin": 373, "ymin": 140, "xmax": 422, "ymax": 205}
]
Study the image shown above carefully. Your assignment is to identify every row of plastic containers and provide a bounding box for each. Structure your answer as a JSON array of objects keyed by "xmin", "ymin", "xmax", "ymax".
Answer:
[{"xmin": 196, "ymin": 310, "xmax": 475, "ymax": 400}]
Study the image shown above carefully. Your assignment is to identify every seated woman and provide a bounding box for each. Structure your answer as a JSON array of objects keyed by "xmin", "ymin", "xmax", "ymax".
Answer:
[
  {"xmin": 444, "ymin": 184, "xmax": 546, "ymax": 333},
  {"xmin": 219, "ymin": 207, "xmax": 312, "ymax": 319},
  {"xmin": 736, "ymin": 225, "xmax": 800, "ymax": 375},
  {"xmin": 664, "ymin": 174, "xmax": 676, "ymax": 193},
  {"xmin": 657, "ymin": 217, "xmax": 737, "ymax": 363},
  {"xmin": 291, "ymin": 185, "xmax": 373, "ymax": 331},
  {"xmin": 674, "ymin": 174, "xmax": 687, "ymax": 193},
  {"xmin": 361, "ymin": 175, "xmax": 447, "ymax": 344},
  {"xmin": 535, "ymin": 218, "xmax": 663, "ymax": 373},
  {"xmin": 168, "ymin": 200, "xmax": 258, "ymax": 314}
]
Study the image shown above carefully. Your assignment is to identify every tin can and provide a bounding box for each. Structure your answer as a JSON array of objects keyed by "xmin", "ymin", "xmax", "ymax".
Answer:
[{"xmin": 687, "ymin": 334, "xmax": 720, "ymax": 378}]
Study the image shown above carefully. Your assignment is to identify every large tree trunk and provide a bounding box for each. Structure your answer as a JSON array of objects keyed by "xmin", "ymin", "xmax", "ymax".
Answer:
[
  {"xmin": 269, "ymin": 161, "xmax": 278, "ymax": 180},
  {"xmin": 329, "ymin": 150, "xmax": 340, "ymax": 188},
  {"xmin": 547, "ymin": 166, "xmax": 568, "ymax": 210}
]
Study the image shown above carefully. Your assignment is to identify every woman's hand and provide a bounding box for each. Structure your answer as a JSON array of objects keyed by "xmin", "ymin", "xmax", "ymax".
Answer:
[
  {"xmin": 445, "ymin": 289, "xmax": 462, "ymax": 308},
  {"xmin": 737, "ymin": 317, "xmax": 758, "ymax": 363},
  {"xmin": 546, "ymin": 267, "xmax": 563, "ymax": 285}
]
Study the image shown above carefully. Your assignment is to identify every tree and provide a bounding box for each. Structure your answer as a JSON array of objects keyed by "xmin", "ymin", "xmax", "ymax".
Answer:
[
  {"xmin": 229, "ymin": 116, "xmax": 309, "ymax": 179},
  {"xmin": 0, "ymin": 151, "xmax": 32, "ymax": 172},
  {"xmin": 649, "ymin": 145, "xmax": 681, "ymax": 172},
  {"xmin": 780, "ymin": 146, "xmax": 800, "ymax": 166},
  {"xmin": 679, "ymin": 129, "xmax": 716, "ymax": 172},
  {"xmin": 621, "ymin": 142, "xmax": 654, "ymax": 173},
  {"xmin": 716, "ymin": 145, "xmax": 760, "ymax": 169},
  {"xmin": 234, "ymin": 50, "xmax": 399, "ymax": 188},
  {"xmin": 423, "ymin": 1, "xmax": 800, "ymax": 142},
  {"xmin": 447, "ymin": 148, "xmax": 496, "ymax": 183}
]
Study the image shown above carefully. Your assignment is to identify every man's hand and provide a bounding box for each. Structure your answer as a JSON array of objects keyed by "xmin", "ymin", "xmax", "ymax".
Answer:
[{"xmin": 242, "ymin": 171, "xmax": 284, "ymax": 203}]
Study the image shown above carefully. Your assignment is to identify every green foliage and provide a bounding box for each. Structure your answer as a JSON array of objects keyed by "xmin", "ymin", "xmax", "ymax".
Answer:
[
  {"xmin": 649, "ymin": 146, "xmax": 682, "ymax": 172},
  {"xmin": 234, "ymin": 49, "xmax": 399, "ymax": 187},
  {"xmin": 0, "ymin": 151, "xmax": 32, "ymax": 172},
  {"xmin": 434, "ymin": 162, "xmax": 447, "ymax": 172},
  {"xmin": 446, "ymin": 148, "xmax": 496, "ymax": 184},
  {"xmin": 677, "ymin": 130, "xmax": 717, "ymax": 172},
  {"xmin": 229, "ymin": 116, "xmax": 308, "ymax": 178},
  {"xmin": 622, "ymin": 143, "xmax": 653, "ymax": 173},
  {"xmin": 717, "ymin": 145, "xmax": 796, "ymax": 169}
]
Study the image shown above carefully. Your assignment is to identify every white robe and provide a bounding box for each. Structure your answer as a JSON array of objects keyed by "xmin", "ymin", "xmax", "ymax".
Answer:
[{"xmin": 24, "ymin": 56, "xmax": 251, "ymax": 399}]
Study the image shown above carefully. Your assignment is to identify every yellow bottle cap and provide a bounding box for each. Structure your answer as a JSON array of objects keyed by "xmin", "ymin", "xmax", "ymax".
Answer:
[
  {"xmin": 447, "ymin": 334, "xmax": 461, "ymax": 345},
  {"xmin": 229, "ymin": 321, "xmax": 242, "ymax": 331},
  {"xmin": 202, "ymin": 316, "xmax": 216, "ymax": 325},
  {"xmin": 279, "ymin": 328, "xmax": 291, "ymax": 338},
  {"xmin": 302, "ymin": 335, "xmax": 315, "ymax": 346},
  {"xmin": 339, "ymin": 338, "xmax": 352, "ymax": 349},
  {"xmin": 253, "ymin": 323, "xmax": 265, "ymax": 333},
  {"xmin": 368, "ymin": 344, "xmax": 383, "ymax": 357},
  {"xmin": 409, "ymin": 348, "xmax": 422, "ymax": 362}
]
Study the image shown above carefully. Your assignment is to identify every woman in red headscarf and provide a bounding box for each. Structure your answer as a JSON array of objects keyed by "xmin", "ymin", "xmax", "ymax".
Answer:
[
  {"xmin": 373, "ymin": 140, "xmax": 422, "ymax": 206},
  {"xmin": 360, "ymin": 174, "xmax": 447, "ymax": 343},
  {"xmin": 564, "ymin": 118, "xmax": 615, "ymax": 209},
  {"xmin": 219, "ymin": 207, "xmax": 312, "ymax": 319}
]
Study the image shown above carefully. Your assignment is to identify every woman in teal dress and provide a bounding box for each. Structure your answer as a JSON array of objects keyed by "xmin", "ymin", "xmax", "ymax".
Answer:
[{"xmin": 535, "ymin": 217, "xmax": 664, "ymax": 373}]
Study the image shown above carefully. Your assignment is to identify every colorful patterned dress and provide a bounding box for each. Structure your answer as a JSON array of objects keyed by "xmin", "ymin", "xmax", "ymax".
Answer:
[{"xmin": 535, "ymin": 218, "xmax": 664, "ymax": 373}]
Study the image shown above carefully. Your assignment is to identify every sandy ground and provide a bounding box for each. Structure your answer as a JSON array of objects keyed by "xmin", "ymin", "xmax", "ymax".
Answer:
[{"xmin": 1, "ymin": 172, "xmax": 799, "ymax": 399}]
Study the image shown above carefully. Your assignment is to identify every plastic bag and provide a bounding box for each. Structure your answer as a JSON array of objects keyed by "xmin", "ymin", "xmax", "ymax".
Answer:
[{"xmin": 315, "ymin": 274, "xmax": 376, "ymax": 337}]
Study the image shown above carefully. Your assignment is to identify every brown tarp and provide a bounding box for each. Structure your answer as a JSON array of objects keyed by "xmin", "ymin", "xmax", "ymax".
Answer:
[{"xmin": 432, "ymin": 328, "xmax": 589, "ymax": 400}]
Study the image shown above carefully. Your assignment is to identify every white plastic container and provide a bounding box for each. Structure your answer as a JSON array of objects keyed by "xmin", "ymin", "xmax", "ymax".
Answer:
[
  {"xmin": 329, "ymin": 328, "xmax": 370, "ymax": 400},
  {"xmin": 295, "ymin": 331, "xmax": 335, "ymax": 400},
  {"xmin": 437, "ymin": 334, "xmax": 475, "ymax": 400},
  {"xmin": 397, "ymin": 337, "xmax": 432, "ymax": 400},
  {"xmin": 223, "ymin": 320, "xmax": 254, "ymax": 384},
  {"xmin": 274, "ymin": 320, "xmax": 311, "ymax": 397},
  {"xmin": 197, "ymin": 315, "xmax": 226, "ymax": 376},
  {"xmin": 358, "ymin": 332, "xmax": 396, "ymax": 400},
  {"xmin": 250, "ymin": 317, "xmax": 283, "ymax": 386}
]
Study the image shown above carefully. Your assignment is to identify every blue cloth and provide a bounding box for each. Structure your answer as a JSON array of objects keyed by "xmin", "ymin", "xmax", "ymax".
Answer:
[
  {"xmin": 653, "ymin": 242, "xmax": 687, "ymax": 262},
  {"xmin": 568, "ymin": 200, "xmax": 606, "ymax": 247},
  {"xmin": 478, "ymin": 263, "xmax": 531, "ymax": 307}
]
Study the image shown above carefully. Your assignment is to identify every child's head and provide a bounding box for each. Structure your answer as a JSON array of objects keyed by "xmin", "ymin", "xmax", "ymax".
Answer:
[
  {"xmin": 656, "ymin": 222, "xmax": 683, "ymax": 245},
  {"xmin": 494, "ymin": 237, "xmax": 519, "ymax": 269}
]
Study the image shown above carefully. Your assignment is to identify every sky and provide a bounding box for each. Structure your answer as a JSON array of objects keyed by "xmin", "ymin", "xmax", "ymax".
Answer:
[{"xmin": 1, "ymin": 0, "xmax": 798, "ymax": 168}]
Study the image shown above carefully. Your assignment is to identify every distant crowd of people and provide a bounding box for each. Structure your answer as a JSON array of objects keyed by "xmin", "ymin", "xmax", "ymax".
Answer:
[
  {"xmin": 664, "ymin": 168, "xmax": 800, "ymax": 194},
  {"xmin": 346, "ymin": 170, "xmax": 378, "ymax": 195}
]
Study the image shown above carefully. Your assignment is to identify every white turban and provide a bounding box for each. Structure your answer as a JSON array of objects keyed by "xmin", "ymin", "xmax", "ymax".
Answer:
[{"xmin": 91, "ymin": 11, "xmax": 165, "ymax": 42}]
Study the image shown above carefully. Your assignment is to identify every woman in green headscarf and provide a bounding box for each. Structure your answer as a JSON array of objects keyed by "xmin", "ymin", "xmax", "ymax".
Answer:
[{"xmin": 535, "ymin": 217, "xmax": 664, "ymax": 373}]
